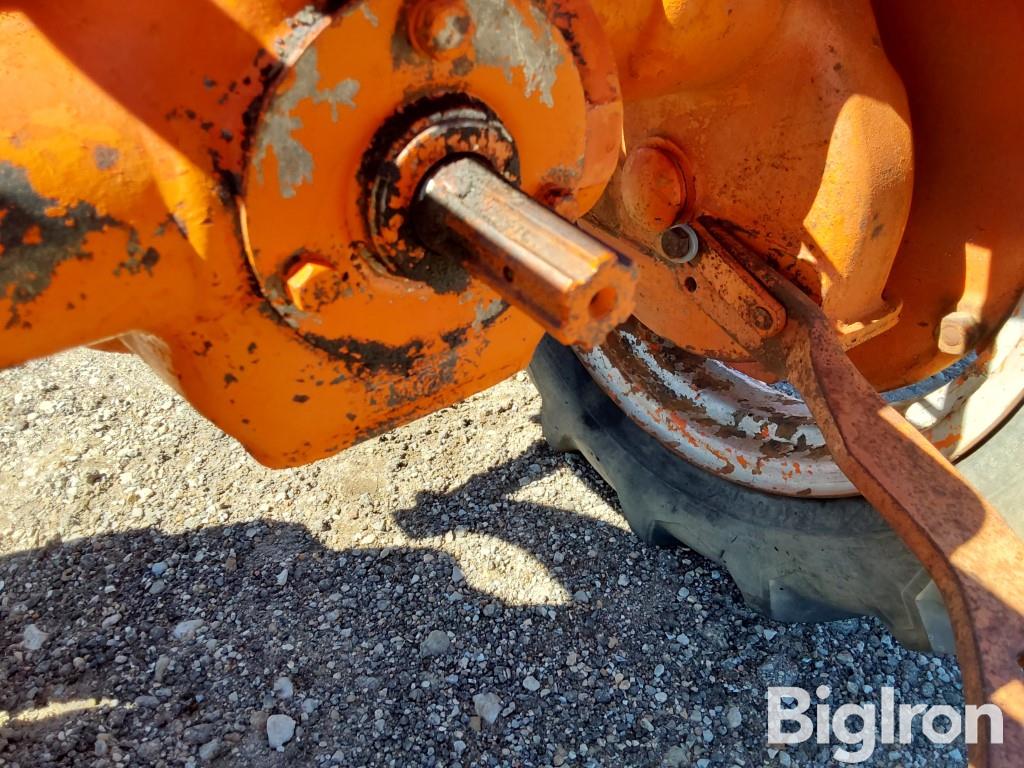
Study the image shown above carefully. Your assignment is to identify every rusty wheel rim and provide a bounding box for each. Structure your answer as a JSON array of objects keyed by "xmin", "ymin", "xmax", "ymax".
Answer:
[{"xmin": 579, "ymin": 295, "xmax": 1024, "ymax": 497}]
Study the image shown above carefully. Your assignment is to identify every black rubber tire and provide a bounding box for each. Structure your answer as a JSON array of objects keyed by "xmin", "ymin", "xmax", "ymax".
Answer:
[{"xmin": 529, "ymin": 335, "xmax": 1024, "ymax": 652}]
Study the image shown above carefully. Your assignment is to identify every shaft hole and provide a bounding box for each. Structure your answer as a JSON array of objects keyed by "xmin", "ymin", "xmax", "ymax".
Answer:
[
  {"xmin": 1017, "ymin": 651, "xmax": 1024, "ymax": 672},
  {"xmin": 588, "ymin": 287, "xmax": 617, "ymax": 320},
  {"xmin": 502, "ymin": 266, "xmax": 514, "ymax": 282},
  {"xmin": 684, "ymin": 276, "xmax": 698, "ymax": 293}
]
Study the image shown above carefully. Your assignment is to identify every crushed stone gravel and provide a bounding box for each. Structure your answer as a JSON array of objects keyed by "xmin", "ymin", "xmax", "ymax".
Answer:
[{"xmin": 0, "ymin": 350, "xmax": 967, "ymax": 766}]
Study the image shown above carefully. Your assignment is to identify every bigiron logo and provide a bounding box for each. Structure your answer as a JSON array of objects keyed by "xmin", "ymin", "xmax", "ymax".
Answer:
[{"xmin": 766, "ymin": 685, "xmax": 1003, "ymax": 764}]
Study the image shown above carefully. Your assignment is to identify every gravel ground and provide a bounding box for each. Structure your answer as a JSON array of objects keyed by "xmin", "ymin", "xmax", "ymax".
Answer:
[{"xmin": 0, "ymin": 350, "xmax": 967, "ymax": 767}]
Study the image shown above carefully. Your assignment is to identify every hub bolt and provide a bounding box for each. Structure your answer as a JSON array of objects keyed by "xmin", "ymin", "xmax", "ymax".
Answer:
[
  {"xmin": 286, "ymin": 260, "xmax": 343, "ymax": 313},
  {"xmin": 408, "ymin": 0, "xmax": 474, "ymax": 61},
  {"xmin": 937, "ymin": 310, "xmax": 980, "ymax": 355}
]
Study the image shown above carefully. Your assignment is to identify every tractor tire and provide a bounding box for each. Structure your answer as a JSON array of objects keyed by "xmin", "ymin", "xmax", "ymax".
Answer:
[{"xmin": 529, "ymin": 335, "xmax": 1024, "ymax": 652}]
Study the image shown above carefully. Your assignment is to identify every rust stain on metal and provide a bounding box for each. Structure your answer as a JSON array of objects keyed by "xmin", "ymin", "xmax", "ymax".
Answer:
[
  {"xmin": 676, "ymin": 223, "xmax": 787, "ymax": 349},
  {"xmin": 706, "ymin": 223, "xmax": 1024, "ymax": 767},
  {"xmin": 620, "ymin": 140, "xmax": 692, "ymax": 233},
  {"xmin": 1, "ymin": 0, "xmax": 622, "ymax": 470},
  {"xmin": 583, "ymin": 322, "xmax": 830, "ymax": 489},
  {"xmin": 363, "ymin": 102, "xmax": 519, "ymax": 289}
]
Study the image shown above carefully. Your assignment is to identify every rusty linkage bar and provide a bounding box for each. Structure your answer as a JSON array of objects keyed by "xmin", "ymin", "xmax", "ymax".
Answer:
[
  {"xmin": 413, "ymin": 156, "xmax": 636, "ymax": 349},
  {"xmin": 697, "ymin": 221, "xmax": 1024, "ymax": 768}
]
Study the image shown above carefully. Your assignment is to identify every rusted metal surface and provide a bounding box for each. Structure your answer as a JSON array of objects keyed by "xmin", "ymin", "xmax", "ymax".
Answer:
[
  {"xmin": 365, "ymin": 104, "xmax": 519, "ymax": 281},
  {"xmin": 700, "ymin": 224, "xmax": 1024, "ymax": 766},
  {"xmin": 768, "ymin": 279, "xmax": 1024, "ymax": 768},
  {"xmin": 579, "ymin": 216, "xmax": 1023, "ymax": 497},
  {"xmin": 659, "ymin": 224, "xmax": 699, "ymax": 265},
  {"xmin": 413, "ymin": 157, "xmax": 635, "ymax": 349},
  {"xmin": 580, "ymin": 292, "xmax": 1024, "ymax": 496},
  {"xmin": 677, "ymin": 224, "xmax": 786, "ymax": 350},
  {"xmin": 580, "ymin": 220, "xmax": 786, "ymax": 355},
  {"xmin": 233, "ymin": 0, "xmax": 625, "ymax": 465},
  {"xmin": 0, "ymin": 0, "xmax": 624, "ymax": 468},
  {"xmin": 585, "ymin": 0, "xmax": 916, "ymax": 376},
  {"xmin": 5, "ymin": 0, "xmax": 1021, "ymax": 470},
  {"xmin": 0, "ymin": 4, "xmax": 1021, "ymax": 752},
  {"xmin": 585, "ymin": 0, "xmax": 1024, "ymax": 391},
  {"xmin": 580, "ymin": 321, "xmax": 847, "ymax": 493}
]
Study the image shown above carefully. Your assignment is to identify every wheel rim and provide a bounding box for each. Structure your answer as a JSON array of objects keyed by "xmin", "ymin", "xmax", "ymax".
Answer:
[{"xmin": 579, "ymin": 295, "xmax": 1024, "ymax": 497}]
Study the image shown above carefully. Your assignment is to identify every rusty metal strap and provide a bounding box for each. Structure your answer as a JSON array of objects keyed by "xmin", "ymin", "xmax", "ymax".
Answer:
[{"xmin": 704, "ymin": 221, "xmax": 1024, "ymax": 768}]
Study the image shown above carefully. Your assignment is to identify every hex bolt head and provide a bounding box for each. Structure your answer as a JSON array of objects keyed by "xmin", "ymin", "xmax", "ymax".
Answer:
[
  {"xmin": 660, "ymin": 223, "xmax": 700, "ymax": 264},
  {"xmin": 752, "ymin": 306, "xmax": 774, "ymax": 331},
  {"xmin": 408, "ymin": 0, "xmax": 474, "ymax": 61},
  {"xmin": 286, "ymin": 261, "xmax": 343, "ymax": 313},
  {"xmin": 937, "ymin": 310, "xmax": 980, "ymax": 355},
  {"xmin": 621, "ymin": 145, "xmax": 687, "ymax": 233}
]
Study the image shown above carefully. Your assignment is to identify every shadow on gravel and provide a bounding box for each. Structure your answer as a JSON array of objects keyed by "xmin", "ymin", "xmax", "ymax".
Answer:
[{"xmin": 0, "ymin": 451, "xmax": 965, "ymax": 767}]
